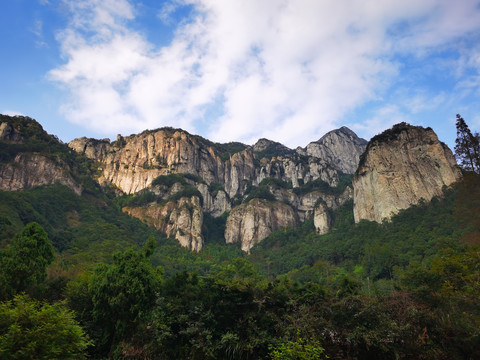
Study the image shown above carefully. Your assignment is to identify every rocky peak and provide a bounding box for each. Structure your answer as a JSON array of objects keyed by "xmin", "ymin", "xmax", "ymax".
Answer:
[
  {"xmin": 0, "ymin": 115, "xmax": 82, "ymax": 194},
  {"xmin": 253, "ymin": 138, "xmax": 292, "ymax": 154},
  {"xmin": 353, "ymin": 123, "xmax": 462, "ymax": 223},
  {"xmin": 303, "ymin": 126, "xmax": 368, "ymax": 174}
]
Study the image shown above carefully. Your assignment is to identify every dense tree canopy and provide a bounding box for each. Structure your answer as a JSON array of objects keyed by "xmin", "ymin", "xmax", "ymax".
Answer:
[{"xmin": 455, "ymin": 114, "xmax": 480, "ymax": 173}]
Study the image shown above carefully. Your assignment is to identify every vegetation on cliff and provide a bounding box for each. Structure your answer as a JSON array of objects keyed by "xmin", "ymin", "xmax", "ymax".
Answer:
[{"xmin": 0, "ymin": 115, "xmax": 479, "ymax": 359}]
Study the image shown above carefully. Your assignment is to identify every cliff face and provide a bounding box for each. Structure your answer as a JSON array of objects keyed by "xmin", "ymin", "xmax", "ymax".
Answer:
[
  {"xmin": 0, "ymin": 116, "xmax": 82, "ymax": 195},
  {"xmin": 69, "ymin": 128, "xmax": 351, "ymax": 197},
  {"xmin": 224, "ymin": 199, "xmax": 298, "ymax": 252},
  {"xmin": 124, "ymin": 195, "xmax": 204, "ymax": 252},
  {"xmin": 302, "ymin": 126, "xmax": 368, "ymax": 174},
  {"xmin": 68, "ymin": 125, "xmax": 365, "ymax": 250},
  {"xmin": 353, "ymin": 124, "xmax": 462, "ymax": 223},
  {"xmin": 0, "ymin": 154, "xmax": 82, "ymax": 195}
]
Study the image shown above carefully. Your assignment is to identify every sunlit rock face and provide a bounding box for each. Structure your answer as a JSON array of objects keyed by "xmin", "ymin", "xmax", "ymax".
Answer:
[
  {"xmin": 353, "ymin": 124, "xmax": 462, "ymax": 223},
  {"xmin": 68, "ymin": 126, "xmax": 366, "ymax": 250},
  {"xmin": 303, "ymin": 126, "xmax": 368, "ymax": 174},
  {"xmin": 124, "ymin": 195, "xmax": 204, "ymax": 252}
]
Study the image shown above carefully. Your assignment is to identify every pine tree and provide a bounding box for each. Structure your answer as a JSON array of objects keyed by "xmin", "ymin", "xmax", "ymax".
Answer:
[{"xmin": 454, "ymin": 114, "xmax": 480, "ymax": 173}]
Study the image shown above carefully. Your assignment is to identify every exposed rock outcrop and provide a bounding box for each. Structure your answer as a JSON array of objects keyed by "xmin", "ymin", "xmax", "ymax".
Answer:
[
  {"xmin": 0, "ymin": 154, "xmax": 82, "ymax": 194},
  {"xmin": 68, "ymin": 127, "xmax": 348, "ymax": 197},
  {"xmin": 124, "ymin": 196, "xmax": 204, "ymax": 251},
  {"xmin": 353, "ymin": 123, "xmax": 462, "ymax": 223},
  {"xmin": 303, "ymin": 126, "xmax": 368, "ymax": 174},
  {"xmin": 0, "ymin": 122, "xmax": 22, "ymax": 142},
  {"xmin": 314, "ymin": 202, "xmax": 331, "ymax": 235},
  {"xmin": 224, "ymin": 199, "xmax": 298, "ymax": 252}
]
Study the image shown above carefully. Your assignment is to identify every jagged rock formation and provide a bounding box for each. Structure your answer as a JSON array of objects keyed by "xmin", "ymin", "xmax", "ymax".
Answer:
[
  {"xmin": 69, "ymin": 129, "xmax": 345, "ymax": 197},
  {"xmin": 124, "ymin": 195, "xmax": 204, "ymax": 251},
  {"xmin": 314, "ymin": 203, "xmax": 331, "ymax": 235},
  {"xmin": 353, "ymin": 123, "xmax": 462, "ymax": 223},
  {"xmin": 224, "ymin": 199, "xmax": 298, "ymax": 252},
  {"xmin": 0, "ymin": 154, "xmax": 82, "ymax": 195},
  {"xmin": 68, "ymin": 125, "xmax": 365, "ymax": 250},
  {"xmin": 0, "ymin": 116, "xmax": 82, "ymax": 194},
  {"xmin": 301, "ymin": 126, "xmax": 368, "ymax": 174}
]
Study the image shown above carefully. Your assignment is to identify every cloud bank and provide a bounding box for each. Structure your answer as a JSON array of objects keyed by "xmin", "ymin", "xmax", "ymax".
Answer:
[{"xmin": 49, "ymin": 0, "xmax": 480, "ymax": 146}]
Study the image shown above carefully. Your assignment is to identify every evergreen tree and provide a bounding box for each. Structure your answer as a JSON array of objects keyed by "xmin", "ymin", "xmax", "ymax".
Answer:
[
  {"xmin": 455, "ymin": 114, "xmax": 480, "ymax": 173},
  {"xmin": 0, "ymin": 222, "xmax": 55, "ymax": 299}
]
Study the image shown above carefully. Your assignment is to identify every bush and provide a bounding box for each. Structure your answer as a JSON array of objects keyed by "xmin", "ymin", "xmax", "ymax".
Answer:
[{"xmin": 0, "ymin": 294, "xmax": 91, "ymax": 359}]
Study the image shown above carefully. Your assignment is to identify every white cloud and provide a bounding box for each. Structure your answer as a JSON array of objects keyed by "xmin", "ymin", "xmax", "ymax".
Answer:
[
  {"xmin": 49, "ymin": 0, "xmax": 480, "ymax": 146},
  {"xmin": 2, "ymin": 110, "xmax": 25, "ymax": 117}
]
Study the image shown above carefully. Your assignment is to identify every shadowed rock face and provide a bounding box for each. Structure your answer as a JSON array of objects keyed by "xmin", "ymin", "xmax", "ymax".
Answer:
[
  {"xmin": 224, "ymin": 198, "xmax": 298, "ymax": 253},
  {"xmin": 353, "ymin": 124, "xmax": 462, "ymax": 223}
]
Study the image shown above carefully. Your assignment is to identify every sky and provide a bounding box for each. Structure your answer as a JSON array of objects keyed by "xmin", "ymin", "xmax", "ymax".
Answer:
[{"xmin": 1, "ymin": 0, "xmax": 480, "ymax": 150}]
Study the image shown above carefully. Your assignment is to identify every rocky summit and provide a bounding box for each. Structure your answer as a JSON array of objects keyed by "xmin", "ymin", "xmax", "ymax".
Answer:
[
  {"xmin": 0, "ymin": 115, "xmax": 463, "ymax": 252},
  {"xmin": 353, "ymin": 123, "xmax": 462, "ymax": 223},
  {"xmin": 67, "ymin": 125, "xmax": 364, "ymax": 251}
]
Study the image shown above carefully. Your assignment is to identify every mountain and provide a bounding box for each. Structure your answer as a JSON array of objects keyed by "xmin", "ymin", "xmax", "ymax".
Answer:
[
  {"xmin": 68, "ymin": 126, "xmax": 363, "ymax": 251},
  {"xmin": 300, "ymin": 126, "xmax": 368, "ymax": 174},
  {"xmin": 353, "ymin": 123, "xmax": 462, "ymax": 223},
  {"xmin": 0, "ymin": 115, "xmax": 462, "ymax": 253}
]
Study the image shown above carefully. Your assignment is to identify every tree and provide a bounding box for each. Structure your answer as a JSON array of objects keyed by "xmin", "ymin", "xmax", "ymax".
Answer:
[
  {"xmin": 455, "ymin": 114, "xmax": 480, "ymax": 173},
  {"xmin": 88, "ymin": 246, "xmax": 161, "ymax": 357},
  {"xmin": 0, "ymin": 294, "xmax": 90, "ymax": 359},
  {"xmin": 0, "ymin": 222, "xmax": 55, "ymax": 299},
  {"xmin": 269, "ymin": 333, "xmax": 328, "ymax": 360}
]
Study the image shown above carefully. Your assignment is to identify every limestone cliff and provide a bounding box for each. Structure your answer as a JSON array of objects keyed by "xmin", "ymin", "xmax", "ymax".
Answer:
[
  {"xmin": 302, "ymin": 126, "xmax": 368, "ymax": 174},
  {"xmin": 0, "ymin": 115, "xmax": 82, "ymax": 194},
  {"xmin": 68, "ymin": 127, "xmax": 347, "ymax": 197},
  {"xmin": 0, "ymin": 153, "xmax": 82, "ymax": 195},
  {"xmin": 124, "ymin": 195, "xmax": 204, "ymax": 251},
  {"xmin": 313, "ymin": 202, "xmax": 331, "ymax": 235},
  {"xmin": 353, "ymin": 123, "xmax": 462, "ymax": 223},
  {"xmin": 224, "ymin": 198, "xmax": 298, "ymax": 252},
  {"xmin": 68, "ymin": 126, "xmax": 363, "ymax": 250}
]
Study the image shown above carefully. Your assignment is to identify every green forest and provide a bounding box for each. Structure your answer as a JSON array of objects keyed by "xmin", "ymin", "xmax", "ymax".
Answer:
[{"xmin": 0, "ymin": 115, "xmax": 479, "ymax": 359}]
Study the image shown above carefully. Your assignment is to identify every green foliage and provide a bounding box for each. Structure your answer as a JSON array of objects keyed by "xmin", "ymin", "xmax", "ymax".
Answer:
[
  {"xmin": 260, "ymin": 177, "xmax": 293, "ymax": 189},
  {"xmin": 168, "ymin": 185, "xmax": 203, "ymax": 205},
  {"xmin": 0, "ymin": 294, "xmax": 91, "ymax": 359},
  {"xmin": 151, "ymin": 173, "xmax": 188, "ymax": 187},
  {"xmin": 0, "ymin": 184, "xmax": 163, "ymax": 266},
  {"xmin": 245, "ymin": 184, "xmax": 276, "ymax": 202},
  {"xmin": 455, "ymin": 114, "xmax": 480, "ymax": 173},
  {"xmin": 254, "ymin": 142, "xmax": 296, "ymax": 160},
  {"xmin": 183, "ymin": 172, "xmax": 206, "ymax": 184},
  {"xmin": 0, "ymin": 222, "xmax": 54, "ymax": 299},
  {"xmin": 208, "ymin": 181, "xmax": 225, "ymax": 195},
  {"xmin": 269, "ymin": 334, "xmax": 328, "ymax": 360},
  {"xmin": 86, "ymin": 247, "xmax": 162, "ymax": 357}
]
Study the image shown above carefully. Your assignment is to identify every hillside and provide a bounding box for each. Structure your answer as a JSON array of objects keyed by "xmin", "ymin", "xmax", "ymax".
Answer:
[{"xmin": 0, "ymin": 114, "xmax": 479, "ymax": 359}]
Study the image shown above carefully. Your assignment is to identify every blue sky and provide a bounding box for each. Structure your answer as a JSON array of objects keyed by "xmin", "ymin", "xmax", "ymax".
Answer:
[{"xmin": 1, "ymin": 0, "xmax": 480, "ymax": 150}]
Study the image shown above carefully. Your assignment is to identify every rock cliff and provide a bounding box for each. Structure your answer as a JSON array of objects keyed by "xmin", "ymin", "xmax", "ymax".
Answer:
[
  {"xmin": 224, "ymin": 198, "xmax": 298, "ymax": 252},
  {"xmin": 68, "ymin": 125, "xmax": 365, "ymax": 250},
  {"xmin": 69, "ymin": 128, "xmax": 350, "ymax": 197},
  {"xmin": 301, "ymin": 126, "xmax": 368, "ymax": 174},
  {"xmin": 0, "ymin": 153, "xmax": 82, "ymax": 195},
  {"xmin": 0, "ymin": 115, "xmax": 82, "ymax": 194},
  {"xmin": 353, "ymin": 123, "xmax": 462, "ymax": 223},
  {"xmin": 123, "ymin": 195, "xmax": 204, "ymax": 252}
]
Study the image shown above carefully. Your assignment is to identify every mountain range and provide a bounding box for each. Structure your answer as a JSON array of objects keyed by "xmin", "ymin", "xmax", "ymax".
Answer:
[{"xmin": 0, "ymin": 115, "xmax": 461, "ymax": 253}]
